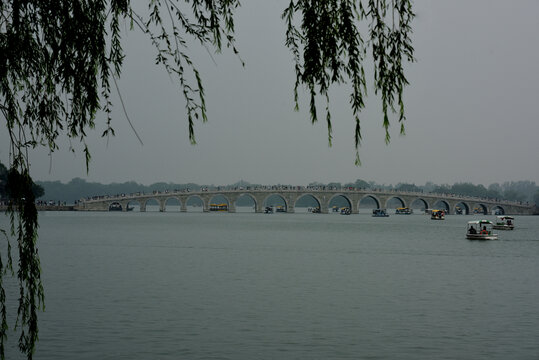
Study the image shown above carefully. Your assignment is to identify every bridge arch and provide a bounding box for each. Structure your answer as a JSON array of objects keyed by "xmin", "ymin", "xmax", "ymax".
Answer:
[
  {"xmin": 328, "ymin": 194, "xmax": 352, "ymax": 213},
  {"xmin": 385, "ymin": 196, "xmax": 406, "ymax": 210},
  {"xmin": 263, "ymin": 194, "xmax": 288, "ymax": 213},
  {"xmin": 295, "ymin": 193, "xmax": 322, "ymax": 213},
  {"xmin": 164, "ymin": 197, "xmax": 182, "ymax": 212},
  {"xmin": 208, "ymin": 194, "xmax": 231, "ymax": 212},
  {"xmin": 108, "ymin": 201, "xmax": 123, "ymax": 211},
  {"xmin": 472, "ymin": 204, "xmax": 488, "ymax": 215},
  {"xmin": 185, "ymin": 195, "xmax": 204, "ymax": 212},
  {"xmin": 126, "ymin": 199, "xmax": 141, "ymax": 212},
  {"xmin": 491, "ymin": 205, "xmax": 505, "ymax": 215},
  {"xmin": 454, "ymin": 201, "xmax": 470, "ymax": 215},
  {"xmin": 432, "ymin": 200, "xmax": 450, "ymax": 213},
  {"xmin": 142, "ymin": 198, "xmax": 161, "ymax": 212},
  {"xmin": 359, "ymin": 194, "xmax": 381, "ymax": 212},
  {"xmin": 410, "ymin": 198, "xmax": 429, "ymax": 213},
  {"xmin": 235, "ymin": 193, "xmax": 257, "ymax": 212}
]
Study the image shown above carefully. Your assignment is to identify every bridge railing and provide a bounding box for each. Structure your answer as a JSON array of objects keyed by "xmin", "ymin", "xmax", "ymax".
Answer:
[{"xmin": 81, "ymin": 187, "xmax": 529, "ymax": 207}]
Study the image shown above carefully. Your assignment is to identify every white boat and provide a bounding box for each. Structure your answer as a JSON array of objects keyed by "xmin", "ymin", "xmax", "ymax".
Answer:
[
  {"xmin": 466, "ymin": 220, "xmax": 498, "ymax": 240},
  {"xmin": 492, "ymin": 216, "xmax": 514, "ymax": 230}
]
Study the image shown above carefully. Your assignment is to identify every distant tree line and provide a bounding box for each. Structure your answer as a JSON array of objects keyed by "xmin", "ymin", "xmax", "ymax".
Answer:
[
  {"xmin": 31, "ymin": 175, "xmax": 539, "ymax": 207},
  {"xmin": 312, "ymin": 179, "xmax": 538, "ymax": 205}
]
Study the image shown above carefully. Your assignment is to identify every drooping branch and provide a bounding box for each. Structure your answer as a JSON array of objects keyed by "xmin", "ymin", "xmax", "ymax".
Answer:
[
  {"xmin": 0, "ymin": 2, "xmax": 414, "ymax": 359},
  {"xmin": 283, "ymin": 0, "xmax": 414, "ymax": 164}
]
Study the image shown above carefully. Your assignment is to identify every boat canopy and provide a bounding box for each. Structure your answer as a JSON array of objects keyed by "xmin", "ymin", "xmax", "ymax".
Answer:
[
  {"xmin": 467, "ymin": 220, "xmax": 493, "ymax": 225},
  {"xmin": 497, "ymin": 216, "xmax": 514, "ymax": 220}
]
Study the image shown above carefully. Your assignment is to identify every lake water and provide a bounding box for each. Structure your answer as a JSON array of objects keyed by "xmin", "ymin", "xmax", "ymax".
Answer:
[{"xmin": 1, "ymin": 211, "xmax": 539, "ymax": 359}]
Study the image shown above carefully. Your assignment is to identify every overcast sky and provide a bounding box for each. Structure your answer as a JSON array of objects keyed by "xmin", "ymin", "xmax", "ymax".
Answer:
[{"xmin": 2, "ymin": 0, "xmax": 539, "ymax": 186}]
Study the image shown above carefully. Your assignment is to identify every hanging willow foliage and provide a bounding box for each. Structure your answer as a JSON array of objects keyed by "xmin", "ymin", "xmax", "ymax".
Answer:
[
  {"xmin": 0, "ymin": 1, "xmax": 413, "ymax": 358},
  {"xmin": 283, "ymin": 0, "xmax": 414, "ymax": 164}
]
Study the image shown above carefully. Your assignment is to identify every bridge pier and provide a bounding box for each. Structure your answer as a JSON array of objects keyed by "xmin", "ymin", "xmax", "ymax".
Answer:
[{"xmin": 253, "ymin": 195, "xmax": 265, "ymax": 213}]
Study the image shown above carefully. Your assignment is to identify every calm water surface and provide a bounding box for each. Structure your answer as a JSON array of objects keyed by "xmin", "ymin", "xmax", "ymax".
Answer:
[{"xmin": 2, "ymin": 211, "xmax": 539, "ymax": 359}]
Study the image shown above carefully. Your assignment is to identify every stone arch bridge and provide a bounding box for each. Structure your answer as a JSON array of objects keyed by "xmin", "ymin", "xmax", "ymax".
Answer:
[{"xmin": 78, "ymin": 188, "xmax": 534, "ymax": 215}]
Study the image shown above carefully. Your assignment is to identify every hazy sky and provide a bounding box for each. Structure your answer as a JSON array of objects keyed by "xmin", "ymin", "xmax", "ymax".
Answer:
[{"xmin": 2, "ymin": 0, "xmax": 539, "ymax": 186}]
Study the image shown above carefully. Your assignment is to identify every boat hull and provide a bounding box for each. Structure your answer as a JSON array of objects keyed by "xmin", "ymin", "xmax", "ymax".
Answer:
[
  {"xmin": 492, "ymin": 225, "xmax": 514, "ymax": 230},
  {"xmin": 466, "ymin": 234, "xmax": 498, "ymax": 240}
]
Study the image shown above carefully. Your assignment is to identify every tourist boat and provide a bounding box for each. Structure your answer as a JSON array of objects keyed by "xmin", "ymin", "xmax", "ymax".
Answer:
[
  {"xmin": 264, "ymin": 206, "xmax": 273, "ymax": 214},
  {"xmin": 431, "ymin": 209, "xmax": 445, "ymax": 220},
  {"xmin": 340, "ymin": 207, "xmax": 351, "ymax": 215},
  {"xmin": 210, "ymin": 203, "xmax": 228, "ymax": 211},
  {"xmin": 395, "ymin": 207, "xmax": 413, "ymax": 215},
  {"xmin": 466, "ymin": 220, "xmax": 498, "ymax": 240},
  {"xmin": 109, "ymin": 202, "xmax": 122, "ymax": 211},
  {"xmin": 276, "ymin": 205, "xmax": 286, "ymax": 212},
  {"xmin": 492, "ymin": 216, "xmax": 514, "ymax": 230},
  {"xmin": 372, "ymin": 209, "xmax": 389, "ymax": 217},
  {"xmin": 310, "ymin": 207, "xmax": 321, "ymax": 214}
]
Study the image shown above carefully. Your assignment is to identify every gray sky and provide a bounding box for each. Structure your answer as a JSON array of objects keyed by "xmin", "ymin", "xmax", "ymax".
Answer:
[{"xmin": 2, "ymin": 0, "xmax": 539, "ymax": 186}]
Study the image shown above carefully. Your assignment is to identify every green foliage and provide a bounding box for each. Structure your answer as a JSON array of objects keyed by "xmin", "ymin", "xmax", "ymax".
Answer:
[
  {"xmin": 354, "ymin": 178, "xmax": 371, "ymax": 189},
  {"xmin": 0, "ymin": 163, "xmax": 7, "ymax": 198},
  {"xmin": 283, "ymin": 0, "xmax": 415, "ymax": 164},
  {"xmin": 3, "ymin": 168, "xmax": 44, "ymax": 358},
  {"xmin": 395, "ymin": 182, "xmax": 420, "ymax": 192},
  {"xmin": 1, "ymin": 1, "xmax": 415, "ymax": 358},
  {"xmin": 31, "ymin": 184, "xmax": 44, "ymax": 199},
  {"xmin": 0, "ymin": 1, "xmax": 239, "ymax": 357},
  {"xmin": 500, "ymin": 181, "xmax": 537, "ymax": 202},
  {"xmin": 35, "ymin": 178, "xmax": 204, "ymax": 203},
  {"xmin": 327, "ymin": 182, "xmax": 342, "ymax": 188},
  {"xmin": 430, "ymin": 181, "xmax": 538, "ymax": 202},
  {"xmin": 1, "ymin": 162, "xmax": 45, "ymax": 200},
  {"xmin": 432, "ymin": 184, "xmax": 451, "ymax": 194},
  {"xmin": 344, "ymin": 178, "xmax": 370, "ymax": 189},
  {"xmin": 503, "ymin": 190, "xmax": 526, "ymax": 203},
  {"xmin": 452, "ymin": 183, "xmax": 488, "ymax": 198}
]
